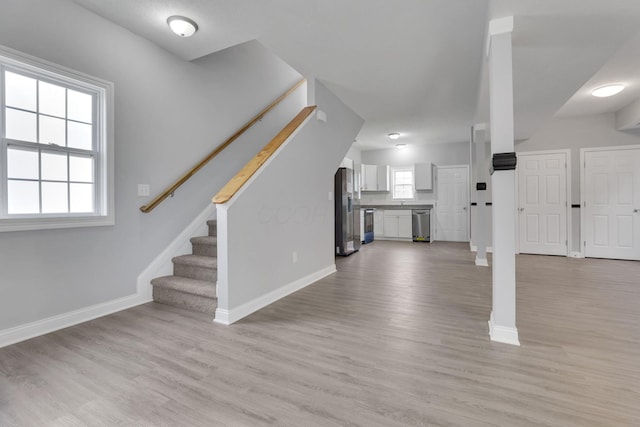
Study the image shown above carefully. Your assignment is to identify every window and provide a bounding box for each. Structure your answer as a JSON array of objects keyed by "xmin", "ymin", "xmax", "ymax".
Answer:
[
  {"xmin": 392, "ymin": 167, "xmax": 414, "ymax": 199},
  {"xmin": 0, "ymin": 46, "xmax": 113, "ymax": 232}
]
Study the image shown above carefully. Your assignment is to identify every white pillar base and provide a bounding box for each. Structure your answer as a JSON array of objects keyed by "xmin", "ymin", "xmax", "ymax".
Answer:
[
  {"xmin": 475, "ymin": 256, "xmax": 489, "ymax": 267},
  {"xmin": 488, "ymin": 312, "xmax": 520, "ymax": 346}
]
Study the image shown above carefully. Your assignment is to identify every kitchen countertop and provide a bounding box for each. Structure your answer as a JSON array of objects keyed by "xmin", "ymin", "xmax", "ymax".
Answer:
[{"xmin": 361, "ymin": 204, "xmax": 433, "ymax": 210}]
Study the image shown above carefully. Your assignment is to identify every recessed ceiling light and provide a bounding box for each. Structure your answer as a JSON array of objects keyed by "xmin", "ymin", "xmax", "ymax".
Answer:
[
  {"xmin": 167, "ymin": 16, "xmax": 199, "ymax": 37},
  {"xmin": 388, "ymin": 132, "xmax": 400, "ymax": 140},
  {"xmin": 591, "ymin": 84, "xmax": 625, "ymax": 98},
  {"xmin": 395, "ymin": 144, "xmax": 407, "ymax": 150}
]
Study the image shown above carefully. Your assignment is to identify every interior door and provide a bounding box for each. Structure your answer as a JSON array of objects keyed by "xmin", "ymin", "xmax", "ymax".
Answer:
[
  {"xmin": 436, "ymin": 166, "xmax": 469, "ymax": 241},
  {"xmin": 517, "ymin": 152, "xmax": 568, "ymax": 255},
  {"xmin": 584, "ymin": 148, "xmax": 640, "ymax": 260}
]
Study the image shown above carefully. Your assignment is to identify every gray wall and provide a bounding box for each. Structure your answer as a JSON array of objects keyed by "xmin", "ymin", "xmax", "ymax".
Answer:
[
  {"xmin": 0, "ymin": 0, "xmax": 302, "ymax": 331},
  {"xmin": 344, "ymin": 146, "xmax": 362, "ymax": 165},
  {"xmin": 220, "ymin": 81, "xmax": 364, "ymax": 311},
  {"xmin": 517, "ymin": 112, "xmax": 640, "ymax": 253},
  {"xmin": 470, "ymin": 112, "xmax": 640, "ymax": 252},
  {"xmin": 516, "ymin": 112, "xmax": 640, "ymax": 204}
]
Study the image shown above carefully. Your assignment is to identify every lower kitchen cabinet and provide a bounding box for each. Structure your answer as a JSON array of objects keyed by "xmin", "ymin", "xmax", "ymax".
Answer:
[
  {"xmin": 373, "ymin": 210, "xmax": 385, "ymax": 237},
  {"xmin": 398, "ymin": 215, "xmax": 412, "ymax": 238},
  {"xmin": 382, "ymin": 210, "xmax": 412, "ymax": 239}
]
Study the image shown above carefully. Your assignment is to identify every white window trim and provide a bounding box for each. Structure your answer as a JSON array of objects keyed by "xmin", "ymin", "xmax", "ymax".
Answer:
[
  {"xmin": 391, "ymin": 166, "xmax": 415, "ymax": 200},
  {"xmin": 0, "ymin": 45, "xmax": 114, "ymax": 232}
]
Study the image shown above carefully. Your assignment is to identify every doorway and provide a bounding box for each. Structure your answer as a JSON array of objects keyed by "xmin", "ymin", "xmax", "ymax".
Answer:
[
  {"xmin": 582, "ymin": 146, "xmax": 640, "ymax": 260},
  {"xmin": 517, "ymin": 150, "xmax": 570, "ymax": 256},
  {"xmin": 436, "ymin": 165, "xmax": 469, "ymax": 242}
]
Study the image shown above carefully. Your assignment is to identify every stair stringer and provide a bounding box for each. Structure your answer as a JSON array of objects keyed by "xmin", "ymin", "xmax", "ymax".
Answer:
[{"xmin": 136, "ymin": 203, "xmax": 217, "ymax": 301}]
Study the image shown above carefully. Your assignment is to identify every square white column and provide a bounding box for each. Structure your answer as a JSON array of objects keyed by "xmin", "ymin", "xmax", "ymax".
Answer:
[{"xmin": 488, "ymin": 17, "xmax": 519, "ymax": 346}]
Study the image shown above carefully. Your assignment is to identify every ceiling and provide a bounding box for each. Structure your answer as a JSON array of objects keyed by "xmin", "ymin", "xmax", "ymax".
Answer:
[{"xmin": 73, "ymin": 0, "xmax": 640, "ymax": 150}]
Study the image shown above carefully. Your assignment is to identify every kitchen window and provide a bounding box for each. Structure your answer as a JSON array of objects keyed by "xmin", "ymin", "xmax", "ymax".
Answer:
[
  {"xmin": 0, "ymin": 46, "xmax": 114, "ymax": 232},
  {"xmin": 392, "ymin": 167, "xmax": 414, "ymax": 199}
]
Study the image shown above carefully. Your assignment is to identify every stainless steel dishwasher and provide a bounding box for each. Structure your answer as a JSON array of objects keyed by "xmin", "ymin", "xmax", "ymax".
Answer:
[{"xmin": 412, "ymin": 209, "xmax": 430, "ymax": 242}]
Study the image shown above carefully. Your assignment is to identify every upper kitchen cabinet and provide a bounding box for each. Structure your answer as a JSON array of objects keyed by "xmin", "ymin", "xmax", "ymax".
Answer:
[
  {"xmin": 377, "ymin": 165, "xmax": 390, "ymax": 191},
  {"xmin": 361, "ymin": 164, "xmax": 390, "ymax": 191},
  {"xmin": 414, "ymin": 162, "xmax": 433, "ymax": 191},
  {"xmin": 362, "ymin": 164, "xmax": 377, "ymax": 191}
]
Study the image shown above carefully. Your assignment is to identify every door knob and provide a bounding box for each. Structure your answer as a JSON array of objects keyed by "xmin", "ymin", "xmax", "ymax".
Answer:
[
  {"xmin": 635, "ymin": 208, "xmax": 640, "ymax": 213},
  {"xmin": 519, "ymin": 207, "xmax": 524, "ymax": 212}
]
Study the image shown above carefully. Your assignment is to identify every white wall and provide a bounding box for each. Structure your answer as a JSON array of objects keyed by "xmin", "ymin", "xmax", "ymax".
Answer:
[
  {"xmin": 0, "ymin": 0, "xmax": 303, "ymax": 334},
  {"xmin": 360, "ymin": 141, "xmax": 470, "ymax": 204},
  {"xmin": 215, "ymin": 81, "xmax": 364, "ymax": 322}
]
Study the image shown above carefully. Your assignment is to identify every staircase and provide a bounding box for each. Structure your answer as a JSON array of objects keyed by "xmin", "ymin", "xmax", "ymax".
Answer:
[{"xmin": 150, "ymin": 220, "xmax": 218, "ymax": 314}]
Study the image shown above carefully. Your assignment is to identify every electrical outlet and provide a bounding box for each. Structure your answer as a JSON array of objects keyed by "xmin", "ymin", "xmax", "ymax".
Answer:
[
  {"xmin": 292, "ymin": 251, "xmax": 298, "ymax": 263},
  {"xmin": 328, "ymin": 191, "xmax": 333, "ymax": 201},
  {"xmin": 138, "ymin": 184, "xmax": 150, "ymax": 197}
]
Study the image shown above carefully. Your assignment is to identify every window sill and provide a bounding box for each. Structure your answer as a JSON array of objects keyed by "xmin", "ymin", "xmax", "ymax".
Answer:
[{"xmin": 0, "ymin": 214, "xmax": 114, "ymax": 233}]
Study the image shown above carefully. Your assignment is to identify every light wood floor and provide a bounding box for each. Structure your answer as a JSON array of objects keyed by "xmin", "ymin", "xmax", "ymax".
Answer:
[{"xmin": 1, "ymin": 241, "xmax": 638, "ymax": 426}]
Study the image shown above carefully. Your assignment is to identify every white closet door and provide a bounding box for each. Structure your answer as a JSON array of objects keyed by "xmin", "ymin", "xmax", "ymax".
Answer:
[
  {"xmin": 436, "ymin": 166, "xmax": 469, "ymax": 242},
  {"xmin": 584, "ymin": 148, "xmax": 640, "ymax": 260},
  {"xmin": 518, "ymin": 152, "xmax": 568, "ymax": 255}
]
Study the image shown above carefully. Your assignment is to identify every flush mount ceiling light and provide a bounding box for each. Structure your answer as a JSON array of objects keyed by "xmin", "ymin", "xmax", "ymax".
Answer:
[
  {"xmin": 591, "ymin": 84, "xmax": 625, "ymax": 98},
  {"xmin": 395, "ymin": 143, "xmax": 407, "ymax": 150},
  {"xmin": 388, "ymin": 132, "xmax": 400, "ymax": 140},
  {"xmin": 167, "ymin": 15, "xmax": 199, "ymax": 37}
]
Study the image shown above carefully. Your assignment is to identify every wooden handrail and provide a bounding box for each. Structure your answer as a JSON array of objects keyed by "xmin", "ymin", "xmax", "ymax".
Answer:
[
  {"xmin": 213, "ymin": 105, "xmax": 316, "ymax": 204},
  {"xmin": 140, "ymin": 78, "xmax": 306, "ymax": 213}
]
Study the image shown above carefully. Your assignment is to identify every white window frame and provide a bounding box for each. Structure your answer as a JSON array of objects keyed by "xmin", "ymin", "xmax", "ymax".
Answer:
[
  {"xmin": 391, "ymin": 166, "xmax": 415, "ymax": 200},
  {"xmin": 0, "ymin": 45, "xmax": 114, "ymax": 232}
]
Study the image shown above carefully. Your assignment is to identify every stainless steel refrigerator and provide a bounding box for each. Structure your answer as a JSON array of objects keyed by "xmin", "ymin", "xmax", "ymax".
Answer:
[{"xmin": 335, "ymin": 167, "xmax": 361, "ymax": 256}]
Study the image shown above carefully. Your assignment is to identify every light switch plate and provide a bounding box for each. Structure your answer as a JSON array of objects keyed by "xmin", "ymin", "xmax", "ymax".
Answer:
[{"xmin": 138, "ymin": 184, "xmax": 150, "ymax": 197}]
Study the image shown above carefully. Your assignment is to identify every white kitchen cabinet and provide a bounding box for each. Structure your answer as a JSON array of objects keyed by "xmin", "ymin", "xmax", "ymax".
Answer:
[
  {"xmin": 383, "ymin": 215, "xmax": 398, "ymax": 238},
  {"xmin": 414, "ymin": 162, "xmax": 433, "ymax": 191},
  {"xmin": 398, "ymin": 215, "xmax": 413, "ymax": 238},
  {"xmin": 373, "ymin": 209, "xmax": 385, "ymax": 236},
  {"xmin": 361, "ymin": 164, "xmax": 377, "ymax": 191},
  {"xmin": 377, "ymin": 165, "xmax": 390, "ymax": 191},
  {"xmin": 361, "ymin": 164, "xmax": 390, "ymax": 191},
  {"xmin": 383, "ymin": 210, "xmax": 412, "ymax": 239}
]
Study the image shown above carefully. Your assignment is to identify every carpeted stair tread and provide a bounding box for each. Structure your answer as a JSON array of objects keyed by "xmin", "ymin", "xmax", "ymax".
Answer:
[
  {"xmin": 151, "ymin": 275, "xmax": 216, "ymax": 298},
  {"xmin": 206, "ymin": 220, "xmax": 217, "ymax": 227},
  {"xmin": 172, "ymin": 254, "xmax": 217, "ymax": 270},
  {"xmin": 190, "ymin": 236, "xmax": 217, "ymax": 245}
]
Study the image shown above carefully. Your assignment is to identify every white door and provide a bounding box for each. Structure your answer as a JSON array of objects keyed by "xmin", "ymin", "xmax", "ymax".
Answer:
[
  {"xmin": 517, "ymin": 152, "xmax": 568, "ymax": 256},
  {"xmin": 436, "ymin": 166, "xmax": 469, "ymax": 241},
  {"xmin": 584, "ymin": 148, "xmax": 640, "ymax": 260}
]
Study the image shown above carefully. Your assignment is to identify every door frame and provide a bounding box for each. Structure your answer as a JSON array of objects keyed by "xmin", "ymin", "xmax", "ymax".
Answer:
[
  {"xmin": 435, "ymin": 165, "xmax": 470, "ymax": 242},
  {"xmin": 580, "ymin": 144, "xmax": 640, "ymax": 259},
  {"xmin": 516, "ymin": 149, "xmax": 571, "ymax": 256}
]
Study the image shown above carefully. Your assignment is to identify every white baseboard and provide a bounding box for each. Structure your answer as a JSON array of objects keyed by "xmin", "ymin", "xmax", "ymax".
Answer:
[
  {"xmin": 475, "ymin": 256, "xmax": 489, "ymax": 267},
  {"xmin": 488, "ymin": 313, "xmax": 520, "ymax": 346},
  {"xmin": 373, "ymin": 237, "xmax": 413, "ymax": 242},
  {"xmin": 470, "ymin": 243, "xmax": 493, "ymax": 253},
  {"xmin": 0, "ymin": 293, "xmax": 151, "ymax": 349},
  {"xmin": 569, "ymin": 251, "xmax": 584, "ymax": 259},
  {"xmin": 214, "ymin": 264, "xmax": 337, "ymax": 325},
  {"xmin": 136, "ymin": 203, "xmax": 217, "ymax": 299}
]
